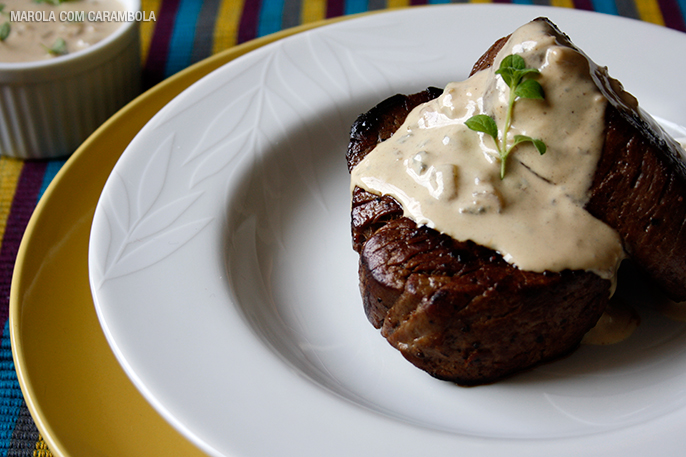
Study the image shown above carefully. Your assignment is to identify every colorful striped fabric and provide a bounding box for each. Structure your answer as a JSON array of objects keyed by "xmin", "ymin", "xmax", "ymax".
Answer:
[
  {"xmin": 139, "ymin": 0, "xmax": 686, "ymax": 88},
  {"xmin": 0, "ymin": 0, "xmax": 685, "ymax": 455},
  {"xmin": 0, "ymin": 159, "xmax": 64, "ymax": 457}
]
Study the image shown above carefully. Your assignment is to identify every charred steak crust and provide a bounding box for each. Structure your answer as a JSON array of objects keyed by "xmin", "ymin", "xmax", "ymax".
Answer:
[
  {"xmin": 347, "ymin": 89, "xmax": 611, "ymax": 385},
  {"xmin": 347, "ymin": 87, "xmax": 444, "ymax": 173},
  {"xmin": 358, "ymin": 217, "xmax": 609, "ymax": 384},
  {"xmin": 588, "ymin": 106, "xmax": 686, "ymax": 302}
]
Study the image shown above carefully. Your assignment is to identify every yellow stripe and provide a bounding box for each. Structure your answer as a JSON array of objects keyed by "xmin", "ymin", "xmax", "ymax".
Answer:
[
  {"xmin": 469, "ymin": 0, "xmax": 492, "ymax": 4},
  {"xmin": 635, "ymin": 0, "xmax": 665, "ymax": 25},
  {"xmin": 0, "ymin": 158, "xmax": 23, "ymax": 244},
  {"xmin": 33, "ymin": 435, "xmax": 53, "ymax": 457},
  {"xmin": 386, "ymin": 0, "xmax": 411, "ymax": 9},
  {"xmin": 140, "ymin": 0, "xmax": 162, "ymax": 64},
  {"xmin": 301, "ymin": 0, "xmax": 326, "ymax": 24},
  {"xmin": 212, "ymin": 0, "xmax": 246, "ymax": 54},
  {"xmin": 549, "ymin": 0, "xmax": 575, "ymax": 8}
]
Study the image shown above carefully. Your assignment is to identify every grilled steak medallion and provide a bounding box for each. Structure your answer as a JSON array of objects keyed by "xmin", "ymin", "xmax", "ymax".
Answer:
[{"xmin": 347, "ymin": 18, "xmax": 686, "ymax": 385}]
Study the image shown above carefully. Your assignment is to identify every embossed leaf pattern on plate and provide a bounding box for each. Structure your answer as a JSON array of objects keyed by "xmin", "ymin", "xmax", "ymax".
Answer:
[
  {"xmin": 94, "ymin": 21, "xmax": 436, "ymax": 284},
  {"xmin": 94, "ymin": 134, "xmax": 213, "ymax": 285},
  {"xmin": 184, "ymin": 27, "xmax": 436, "ymax": 187}
]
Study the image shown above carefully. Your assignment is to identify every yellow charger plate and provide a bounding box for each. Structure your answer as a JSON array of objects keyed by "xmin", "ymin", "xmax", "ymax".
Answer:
[{"xmin": 8, "ymin": 17, "xmax": 351, "ymax": 457}]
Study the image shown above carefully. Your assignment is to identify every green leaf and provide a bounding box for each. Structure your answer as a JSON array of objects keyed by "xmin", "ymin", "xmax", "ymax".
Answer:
[
  {"xmin": 513, "ymin": 135, "xmax": 547, "ymax": 155},
  {"xmin": 512, "ymin": 135, "xmax": 532, "ymax": 146},
  {"xmin": 500, "ymin": 54, "xmax": 526, "ymax": 71},
  {"xmin": 496, "ymin": 55, "xmax": 540, "ymax": 89},
  {"xmin": 514, "ymin": 79, "xmax": 544, "ymax": 100},
  {"xmin": 531, "ymin": 138, "xmax": 547, "ymax": 155},
  {"xmin": 0, "ymin": 4, "xmax": 5, "ymax": 14},
  {"xmin": 0, "ymin": 22, "xmax": 9, "ymax": 42},
  {"xmin": 496, "ymin": 56, "xmax": 524, "ymax": 88},
  {"xmin": 465, "ymin": 114, "xmax": 498, "ymax": 140},
  {"xmin": 495, "ymin": 67, "xmax": 515, "ymax": 88},
  {"xmin": 516, "ymin": 67, "xmax": 540, "ymax": 77},
  {"xmin": 43, "ymin": 37, "xmax": 67, "ymax": 56}
]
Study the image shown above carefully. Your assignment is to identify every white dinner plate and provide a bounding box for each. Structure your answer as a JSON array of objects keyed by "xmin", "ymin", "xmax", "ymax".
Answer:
[{"xmin": 88, "ymin": 5, "xmax": 686, "ymax": 456}]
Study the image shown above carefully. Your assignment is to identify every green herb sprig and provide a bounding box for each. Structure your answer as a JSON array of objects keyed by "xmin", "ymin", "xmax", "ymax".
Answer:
[
  {"xmin": 465, "ymin": 54, "xmax": 547, "ymax": 179},
  {"xmin": 0, "ymin": 4, "xmax": 9, "ymax": 42}
]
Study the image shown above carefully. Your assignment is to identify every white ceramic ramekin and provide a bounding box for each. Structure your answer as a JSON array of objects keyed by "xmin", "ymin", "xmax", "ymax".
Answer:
[{"xmin": 0, "ymin": 0, "xmax": 141, "ymax": 159}]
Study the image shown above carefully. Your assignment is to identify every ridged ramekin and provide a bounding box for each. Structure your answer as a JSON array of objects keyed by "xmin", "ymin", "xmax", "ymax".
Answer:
[{"xmin": 0, "ymin": 0, "xmax": 141, "ymax": 159}]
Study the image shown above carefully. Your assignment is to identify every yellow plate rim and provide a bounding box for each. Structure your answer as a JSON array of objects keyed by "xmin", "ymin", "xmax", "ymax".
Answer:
[{"xmin": 8, "ymin": 14, "xmax": 359, "ymax": 457}]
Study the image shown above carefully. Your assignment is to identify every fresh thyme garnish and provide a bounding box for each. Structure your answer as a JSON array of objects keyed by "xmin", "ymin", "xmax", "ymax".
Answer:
[
  {"xmin": 42, "ymin": 37, "xmax": 67, "ymax": 56},
  {"xmin": 465, "ymin": 54, "xmax": 547, "ymax": 179}
]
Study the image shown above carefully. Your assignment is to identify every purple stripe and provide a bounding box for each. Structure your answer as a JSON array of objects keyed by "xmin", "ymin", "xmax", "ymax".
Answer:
[
  {"xmin": 0, "ymin": 162, "xmax": 47, "ymax": 327},
  {"xmin": 658, "ymin": 0, "xmax": 686, "ymax": 30},
  {"xmin": 572, "ymin": 0, "xmax": 594, "ymax": 10},
  {"xmin": 326, "ymin": 0, "xmax": 345, "ymax": 18},
  {"xmin": 143, "ymin": 0, "xmax": 182, "ymax": 89},
  {"xmin": 238, "ymin": 0, "xmax": 262, "ymax": 44}
]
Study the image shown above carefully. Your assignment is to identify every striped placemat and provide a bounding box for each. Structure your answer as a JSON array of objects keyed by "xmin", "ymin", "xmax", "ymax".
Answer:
[{"xmin": 0, "ymin": 0, "xmax": 684, "ymax": 455}]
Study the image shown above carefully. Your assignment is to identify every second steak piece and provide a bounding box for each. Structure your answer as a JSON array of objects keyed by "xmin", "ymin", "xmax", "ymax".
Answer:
[{"xmin": 471, "ymin": 18, "xmax": 686, "ymax": 302}]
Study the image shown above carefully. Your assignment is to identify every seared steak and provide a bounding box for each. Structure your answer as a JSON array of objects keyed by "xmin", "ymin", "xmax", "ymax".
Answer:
[
  {"xmin": 346, "ymin": 18, "xmax": 686, "ymax": 385},
  {"xmin": 348, "ymin": 91, "xmax": 611, "ymax": 385}
]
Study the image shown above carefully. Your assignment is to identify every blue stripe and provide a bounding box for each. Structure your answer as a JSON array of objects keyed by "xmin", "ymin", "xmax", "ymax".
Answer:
[
  {"xmin": 676, "ymin": 0, "xmax": 686, "ymax": 26},
  {"xmin": 591, "ymin": 0, "xmax": 618, "ymax": 14},
  {"xmin": 428, "ymin": 0, "xmax": 451, "ymax": 4},
  {"xmin": 0, "ymin": 321, "xmax": 22, "ymax": 456},
  {"xmin": 513, "ymin": 0, "xmax": 535, "ymax": 4},
  {"xmin": 344, "ymin": 0, "xmax": 368, "ymax": 15},
  {"xmin": 37, "ymin": 160, "xmax": 66, "ymax": 203},
  {"xmin": 257, "ymin": 0, "xmax": 286, "ymax": 37},
  {"xmin": 164, "ymin": 0, "xmax": 204, "ymax": 77}
]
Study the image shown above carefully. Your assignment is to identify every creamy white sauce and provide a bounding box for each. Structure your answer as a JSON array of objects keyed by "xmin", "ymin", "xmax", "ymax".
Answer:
[
  {"xmin": 351, "ymin": 20, "xmax": 625, "ymax": 280},
  {"xmin": 0, "ymin": 0, "xmax": 125, "ymax": 63}
]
